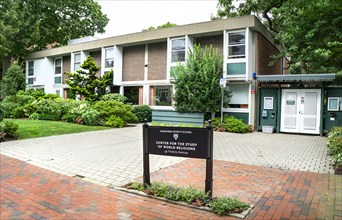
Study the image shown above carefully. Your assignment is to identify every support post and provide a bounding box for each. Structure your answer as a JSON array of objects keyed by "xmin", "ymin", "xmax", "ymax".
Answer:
[
  {"xmin": 205, "ymin": 120, "xmax": 213, "ymax": 198},
  {"xmin": 276, "ymin": 84, "xmax": 281, "ymax": 133},
  {"xmin": 320, "ymin": 84, "xmax": 325, "ymax": 136},
  {"xmin": 143, "ymin": 120, "xmax": 150, "ymax": 188}
]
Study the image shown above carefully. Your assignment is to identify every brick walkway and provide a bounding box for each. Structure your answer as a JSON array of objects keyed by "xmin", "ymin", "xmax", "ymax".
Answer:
[
  {"xmin": 1, "ymin": 154, "xmax": 341, "ymax": 219},
  {"xmin": 0, "ymin": 155, "xmax": 230, "ymax": 220}
]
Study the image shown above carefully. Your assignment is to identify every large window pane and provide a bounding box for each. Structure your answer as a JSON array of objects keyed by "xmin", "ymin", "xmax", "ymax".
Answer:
[
  {"xmin": 105, "ymin": 48, "xmax": 114, "ymax": 59},
  {"xmin": 74, "ymin": 53, "xmax": 81, "ymax": 62},
  {"xmin": 227, "ymin": 63, "xmax": 246, "ymax": 75},
  {"xmin": 226, "ymin": 84, "xmax": 249, "ymax": 108},
  {"xmin": 171, "ymin": 51, "xmax": 185, "ymax": 62},
  {"xmin": 28, "ymin": 61, "xmax": 34, "ymax": 69},
  {"xmin": 54, "ymin": 76, "xmax": 61, "ymax": 84},
  {"xmin": 228, "ymin": 45, "xmax": 245, "ymax": 57},
  {"xmin": 28, "ymin": 61, "xmax": 34, "ymax": 76},
  {"xmin": 28, "ymin": 69, "xmax": 34, "ymax": 76},
  {"xmin": 229, "ymin": 32, "xmax": 245, "ymax": 45},
  {"xmin": 28, "ymin": 78, "xmax": 34, "ymax": 85},
  {"xmin": 55, "ymin": 66, "xmax": 61, "ymax": 75},
  {"xmin": 124, "ymin": 87, "xmax": 140, "ymax": 105},
  {"xmin": 105, "ymin": 59, "xmax": 114, "ymax": 68},
  {"xmin": 172, "ymin": 39, "xmax": 185, "ymax": 50},
  {"xmin": 55, "ymin": 58, "xmax": 62, "ymax": 66},
  {"xmin": 151, "ymin": 86, "xmax": 173, "ymax": 106}
]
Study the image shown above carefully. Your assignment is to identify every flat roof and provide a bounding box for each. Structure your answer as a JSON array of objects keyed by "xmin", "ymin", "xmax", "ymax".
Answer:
[
  {"xmin": 26, "ymin": 15, "xmax": 279, "ymax": 59},
  {"xmin": 256, "ymin": 74, "xmax": 336, "ymax": 83}
]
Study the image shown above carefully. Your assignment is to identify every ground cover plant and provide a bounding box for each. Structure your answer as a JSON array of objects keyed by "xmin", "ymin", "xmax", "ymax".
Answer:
[
  {"xmin": 3, "ymin": 119, "xmax": 109, "ymax": 140},
  {"xmin": 327, "ymin": 127, "xmax": 342, "ymax": 172},
  {"xmin": 125, "ymin": 182, "xmax": 249, "ymax": 216},
  {"xmin": 211, "ymin": 116, "xmax": 252, "ymax": 133}
]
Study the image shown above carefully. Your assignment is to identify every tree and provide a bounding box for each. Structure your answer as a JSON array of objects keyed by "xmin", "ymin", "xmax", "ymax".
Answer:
[
  {"xmin": 214, "ymin": 0, "xmax": 342, "ymax": 74},
  {"xmin": 173, "ymin": 45, "xmax": 231, "ymax": 115},
  {"xmin": 0, "ymin": 0, "xmax": 109, "ymax": 77},
  {"xmin": 66, "ymin": 56, "xmax": 113, "ymax": 102},
  {"xmin": 1, "ymin": 63, "xmax": 26, "ymax": 97},
  {"xmin": 142, "ymin": 22, "xmax": 177, "ymax": 32}
]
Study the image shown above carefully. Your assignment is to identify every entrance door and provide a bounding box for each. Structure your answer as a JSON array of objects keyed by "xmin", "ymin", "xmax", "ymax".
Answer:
[{"xmin": 281, "ymin": 89, "xmax": 321, "ymax": 134}]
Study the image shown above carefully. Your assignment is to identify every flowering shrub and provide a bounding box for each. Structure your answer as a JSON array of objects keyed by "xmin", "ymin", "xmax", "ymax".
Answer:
[{"xmin": 327, "ymin": 127, "xmax": 342, "ymax": 169}]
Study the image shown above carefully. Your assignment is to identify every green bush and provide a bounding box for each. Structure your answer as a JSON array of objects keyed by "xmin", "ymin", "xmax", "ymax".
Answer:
[
  {"xmin": 132, "ymin": 105, "xmax": 152, "ymax": 122},
  {"xmin": 0, "ymin": 102, "xmax": 20, "ymax": 118},
  {"xmin": 224, "ymin": 116, "xmax": 250, "ymax": 133},
  {"xmin": 100, "ymin": 93, "xmax": 128, "ymax": 103},
  {"xmin": 0, "ymin": 106, "xmax": 3, "ymax": 122},
  {"xmin": 11, "ymin": 106, "xmax": 26, "ymax": 118},
  {"xmin": 0, "ymin": 121, "xmax": 19, "ymax": 137},
  {"xmin": 34, "ymin": 99, "xmax": 69, "ymax": 121},
  {"xmin": 106, "ymin": 116, "xmax": 125, "ymax": 128},
  {"xmin": 93, "ymin": 100, "xmax": 137, "ymax": 126},
  {"xmin": 2, "ymin": 95, "xmax": 35, "ymax": 106},
  {"xmin": 29, "ymin": 113, "xmax": 41, "ymax": 120},
  {"xmin": 17, "ymin": 89, "xmax": 45, "ymax": 99},
  {"xmin": 82, "ymin": 109, "xmax": 101, "ymax": 126},
  {"xmin": 209, "ymin": 197, "xmax": 250, "ymax": 215},
  {"xmin": 42, "ymin": 94, "xmax": 61, "ymax": 100},
  {"xmin": 327, "ymin": 127, "xmax": 342, "ymax": 169}
]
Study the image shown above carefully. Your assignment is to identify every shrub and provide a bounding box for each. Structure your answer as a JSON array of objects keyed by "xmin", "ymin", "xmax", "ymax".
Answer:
[
  {"xmin": 29, "ymin": 113, "xmax": 41, "ymax": 120},
  {"xmin": 2, "ymin": 95, "xmax": 35, "ymax": 106},
  {"xmin": 34, "ymin": 98, "xmax": 69, "ymax": 121},
  {"xmin": 0, "ymin": 106, "xmax": 4, "ymax": 122},
  {"xmin": 17, "ymin": 89, "xmax": 45, "ymax": 99},
  {"xmin": 82, "ymin": 109, "xmax": 101, "ymax": 126},
  {"xmin": 0, "ymin": 102, "xmax": 20, "ymax": 118},
  {"xmin": 100, "ymin": 93, "xmax": 128, "ymax": 103},
  {"xmin": 93, "ymin": 100, "xmax": 137, "ymax": 126},
  {"xmin": 224, "ymin": 116, "xmax": 250, "ymax": 133},
  {"xmin": 106, "ymin": 116, "xmax": 125, "ymax": 128},
  {"xmin": 327, "ymin": 127, "xmax": 342, "ymax": 169},
  {"xmin": 209, "ymin": 197, "xmax": 250, "ymax": 215},
  {"xmin": 42, "ymin": 94, "xmax": 61, "ymax": 100},
  {"xmin": 1, "ymin": 121, "xmax": 19, "ymax": 137},
  {"xmin": 11, "ymin": 106, "xmax": 26, "ymax": 118},
  {"xmin": 132, "ymin": 105, "xmax": 152, "ymax": 122}
]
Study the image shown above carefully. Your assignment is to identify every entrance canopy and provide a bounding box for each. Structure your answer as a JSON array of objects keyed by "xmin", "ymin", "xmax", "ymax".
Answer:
[{"xmin": 255, "ymin": 74, "xmax": 336, "ymax": 83}]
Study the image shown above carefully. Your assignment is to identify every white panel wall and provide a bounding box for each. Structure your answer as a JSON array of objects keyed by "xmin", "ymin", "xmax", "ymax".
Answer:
[
  {"xmin": 27, "ymin": 58, "xmax": 54, "ymax": 93},
  {"xmin": 113, "ymin": 46, "xmax": 123, "ymax": 85}
]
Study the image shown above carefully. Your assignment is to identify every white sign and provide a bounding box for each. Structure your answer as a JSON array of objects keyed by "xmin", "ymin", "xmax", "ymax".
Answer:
[
  {"xmin": 264, "ymin": 97, "xmax": 274, "ymax": 110},
  {"xmin": 220, "ymin": 78, "xmax": 226, "ymax": 88}
]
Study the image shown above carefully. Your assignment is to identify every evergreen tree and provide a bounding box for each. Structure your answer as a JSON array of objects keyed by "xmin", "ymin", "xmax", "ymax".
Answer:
[
  {"xmin": 66, "ymin": 56, "xmax": 113, "ymax": 102},
  {"xmin": 2, "ymin": 63, "xmax": 26, "ymax": 97},
  {"xmin": 174, "ymin": 45, "xmax": 231, "ymax": 115}
]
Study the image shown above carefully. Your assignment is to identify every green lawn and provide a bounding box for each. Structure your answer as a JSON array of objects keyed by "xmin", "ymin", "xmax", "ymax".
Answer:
[{"xmin": 3, "ymin": 119, "xmax": 110, "ymax": 140}]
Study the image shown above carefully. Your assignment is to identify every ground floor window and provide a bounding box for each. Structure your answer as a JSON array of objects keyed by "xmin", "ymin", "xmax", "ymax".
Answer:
[
  {"xmin": 226, "ymin": 84, "xmax": 249, "ymax": 109},
  {"xmin": 150, "ymin": 85, "xmax": 173, "ymax": 106},
  {"xmin": 124, "ymin": 86, "xmax": 142, "ymax": 105}
]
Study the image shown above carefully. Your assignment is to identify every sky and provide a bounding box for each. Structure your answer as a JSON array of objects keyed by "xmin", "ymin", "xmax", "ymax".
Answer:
[{"xmin": 95, "ymin": 0, "xmax": 219, "ymax": 38}]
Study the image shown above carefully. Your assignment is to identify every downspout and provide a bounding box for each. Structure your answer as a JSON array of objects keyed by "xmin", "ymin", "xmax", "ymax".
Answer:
[
  {"xmin": 276, "ymin": 83, "xmax": 281, "ymax": 133},
  {"xmin": 320, "ymin": 83, "xmax": 325, "ymax": 136}
]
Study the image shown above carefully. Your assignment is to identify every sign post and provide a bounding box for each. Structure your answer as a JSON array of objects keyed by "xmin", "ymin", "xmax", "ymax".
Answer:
[{"xmin": 143, "ymin": 120, "xmax": 214, "ymax": 198}]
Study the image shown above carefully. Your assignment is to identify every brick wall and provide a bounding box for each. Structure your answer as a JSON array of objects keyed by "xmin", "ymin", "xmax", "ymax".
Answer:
[
  {"xmin": 196, "ymin": 35, "xmax": 223, "ymax": 56},
  {"xmin": 148, "ymin": 42, "xmax": 167, "ymax": 80},
  {"xmin": 89, "ymin": 51, "xmax": 102, "ymax": 77},
  {"xmin": 123, "ymin": 45, "xmax": 145, "ymax": 81},
  {"xmin": 257, "ymin": 33, "xmax": 282, "ymax": 75}
]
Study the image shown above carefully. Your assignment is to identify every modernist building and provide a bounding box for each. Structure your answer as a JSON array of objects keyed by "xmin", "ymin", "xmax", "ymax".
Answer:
[{"xmin": 25, "ymin": 16, "xmax": 286, "ymax": 129}]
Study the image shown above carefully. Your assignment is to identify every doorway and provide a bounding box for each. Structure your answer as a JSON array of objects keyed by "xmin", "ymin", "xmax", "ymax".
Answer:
[{"xmin": 281, "ymin": 89, "xmax": 321, "ymax": 134}]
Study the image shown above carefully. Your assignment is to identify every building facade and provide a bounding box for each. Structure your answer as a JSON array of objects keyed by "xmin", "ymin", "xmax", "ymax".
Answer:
[{"xmin": 25, "ymin": 16, "xmax": 285, "ymax": 127}]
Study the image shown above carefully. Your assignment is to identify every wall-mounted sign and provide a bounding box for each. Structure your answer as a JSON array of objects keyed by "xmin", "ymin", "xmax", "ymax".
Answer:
[
  {"xmin": 286, "ymin": 100, "xmax": 296, "ymax": 105},
  {"xmin": 328, "ymin": 97, "xmax": 340, "ymax": 111},
  {"xmin": 264, "ymin": 97, "xmax": 274, "ymax": 110}
]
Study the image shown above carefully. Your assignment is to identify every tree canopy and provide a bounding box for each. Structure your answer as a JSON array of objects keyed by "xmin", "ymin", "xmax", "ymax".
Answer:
[
  {"xmin": 214, "ymin": 0, "xmax": 342, "ymax": 74},
  {"xmin": 0, "ymin": 0, "xmax": 109, "ymax": 59},
  {"xmin": 142, "ymin": 22, "xmax": 177, "ymax": 32},
  {"xmin": 66, "ymin": 56, "xmax": 113, "ymax": 102},
  {"xmin": 173, "ymin": 45, "xmax": 231, "ymax": 114}
]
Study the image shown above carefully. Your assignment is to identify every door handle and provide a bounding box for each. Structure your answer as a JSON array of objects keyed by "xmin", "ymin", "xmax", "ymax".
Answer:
[{"xmin": 299, "ymin": 111, "xmax": 302, "ymax": 114}]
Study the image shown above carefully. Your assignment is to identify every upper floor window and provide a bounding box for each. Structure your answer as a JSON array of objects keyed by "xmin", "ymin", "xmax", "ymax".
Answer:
[
  {"xmin": 74, "ymin": 53, "xmax": 81, "ymax": 71},
  {"xmin": 28, "ymin": 61, "xmax": 34, "ymax": 76},
  {"xmin": 104, "ymin": 47, "xmax": 114, "ymax": 68},
  {"xmin": 54, "ymin": 58, "xmax": 62, "ymax": 84},
  {"xmin": 228, "ymin": 31, "xmax": 245, "ymax": 59},
  {"xmin": 171, "ymin": 38, "xmax": 185, "ymax": 63}
]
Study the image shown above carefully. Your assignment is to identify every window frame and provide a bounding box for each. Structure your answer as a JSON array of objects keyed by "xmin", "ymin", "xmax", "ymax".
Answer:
[
  {"xmin": 54, "ymin": 57, "xmax": 62, "ymax": 84},
  {"xmin": 224, "ymin": 83, "xmax": 250, "ymax": 111},
  {"xmin": 104, "ymin": 47, "xmax": 114, "ymax": 69},
  {"xmin": 170, "ymin": 37, "xmax": 186, "ymax": 64},
  {"xmin": 227, "ymin": 31, "xmax": 246, "ymax": 59},
  {"xmin": 73, "ymin": 52, "xmax": 81, "ymax": 71},
  {"xmin": 27, "ymin": 60, "xmax": 35, "ymax": 85}
]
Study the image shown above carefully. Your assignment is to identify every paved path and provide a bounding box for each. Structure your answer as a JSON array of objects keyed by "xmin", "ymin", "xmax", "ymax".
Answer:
[
  {"xmin": 1, "ymin": 155, "xmax": 341, "ymax": 219},
  {"xmin": 0, "ymin": 125, "xmax": 334, "ymax": 188}
]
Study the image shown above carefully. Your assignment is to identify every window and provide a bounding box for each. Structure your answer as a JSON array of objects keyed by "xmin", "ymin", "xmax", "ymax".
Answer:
[
  {"xmin": 150, "ymin": 86, "xmax": 173, "ymax": 106},
  {"xmin": 328, "ymin": 97, "xmax": 340, "ymax": 111},
  {"xmin": 171, "ymin": 38, "xmax": 185, "ymax": 63},
  {"xmin": 56, "ymin": 90, "xmax": 60, "ymax": 96},
  {"xmin": 124, "ymin": 87, "xmax": 140, "ymax": 105},
  {"xmin": 226, "ymin": 84, "xmax": 249, "ymax": 108},
  {"xmin": 74, "ymin": 53, "xmax": 81, "ymax": 71},
  {"xmin": 54, "ymin": 58, "xmax": 62, "ymax": 84},
  {"xmin": 28, "ymin": 61, "xmax": 34, "ymax": 76},
  {"xmin": 227, "ymin": 63, "xmax": 246, "ymax": 75},
  {"xmin": 228, "ymin": 31, "xmax": 245, "ymax": 59},
  {"xmin": 28, "ymin": 78, "xmax": 34, "ymax": 85},
  {"xmin": 104, "ymin": 47, "xmax": 114, "ymax": 68}
]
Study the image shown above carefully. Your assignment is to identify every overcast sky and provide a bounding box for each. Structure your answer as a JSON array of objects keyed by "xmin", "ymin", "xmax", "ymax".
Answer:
[{"xmin": 95, "ymin": 0, "xmax": 219, "ymax": 38}]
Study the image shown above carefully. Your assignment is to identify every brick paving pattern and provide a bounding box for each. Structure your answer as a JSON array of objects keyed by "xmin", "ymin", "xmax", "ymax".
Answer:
[{"xmin": 0, "ymin": 155, "xmax": 231, "ymax": 220}]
